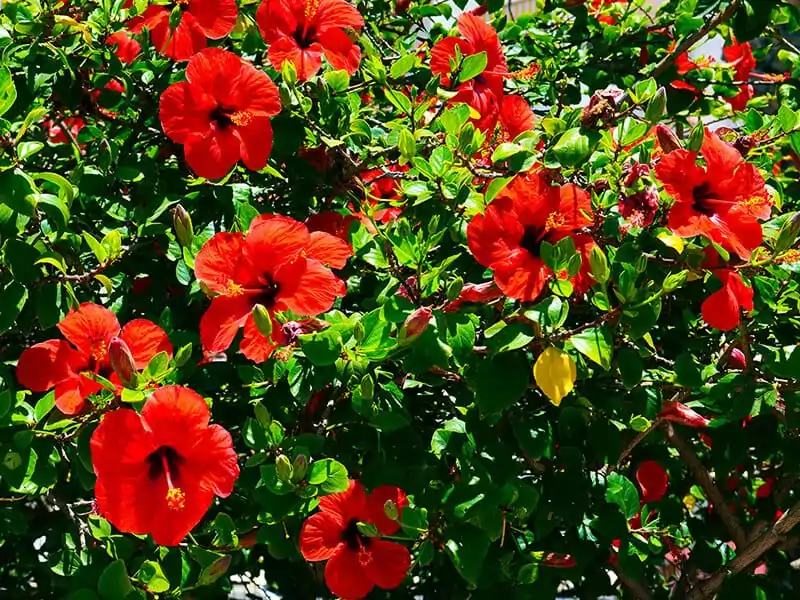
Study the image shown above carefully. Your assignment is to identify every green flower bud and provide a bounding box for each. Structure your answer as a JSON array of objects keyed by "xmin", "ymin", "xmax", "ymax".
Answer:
[
  {"xmin": 109, "ymin": 336, "xmax": 138, "ymax": 389},
  {"xmin": 172, "ymin": 205, "xmax": 194, "ymax": 248},
  {"xmin": 291, "ymin": 454, "xmax": 308, "ymax": 482},
  {"xmin": 252, "ymin": 304, "xmax": 273, "ymax": 338},
  {"xmin": 360, "ymin": 374, "xmax": 375, "ymax": 400},
  {"xmin": 589, "ymin": 246, "xmax": 609, "ymax": 284},
  {"xmin": 645, "ymin": 87, "xmax": 667, "ymax": 122},
  {"xmin": 275, "ymin": 454, "xmax": 293, "ymax": 482}
]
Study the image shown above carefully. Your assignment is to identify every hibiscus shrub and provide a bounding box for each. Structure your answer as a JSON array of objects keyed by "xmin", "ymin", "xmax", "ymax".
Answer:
[{"xmin": 3, "ymin": 0, "xmax": 800, "ymax": 598}]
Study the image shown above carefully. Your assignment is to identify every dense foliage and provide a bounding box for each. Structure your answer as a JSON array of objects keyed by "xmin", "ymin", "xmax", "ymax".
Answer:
[{"xmin": 2, "ymin": 0, "xmax": 800, "ymax": 598}]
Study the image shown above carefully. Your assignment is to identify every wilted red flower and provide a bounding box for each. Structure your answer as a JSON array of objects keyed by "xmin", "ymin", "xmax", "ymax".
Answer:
[
  {"xmin": 44, "ymin": 116, "xmax": 86, "ymax": 146},
  {"xmin": 443, "ymin": 281, "xmax": 503, "ymax": 312},
  {"xmin": 256, "ymin": 0, "xmax": 364, "ymax": 81},
  {"xmin": 194, "ymin": 214, "xmax": 351, "ymax": 362},
  {"xmin": 128, "ymin": 0, "xmax": 237, "ymax": 62},
  {"xmin": 431, "ymin": 14, "xmax": 509, "ymax": 131},
  {"xmin": 300, "ymin": 480, "xmax": 411, "ymax": 599},
  {"xmin": 655, "ymin": 128, "xmax": 771, "ymax": 260},
  {"xmin": 467, "ymin": 172, "xmax": 595, "ymax": 302},
  {"xmin": 619, "ymin": 187, "xmax": 659, "ymax": 228},
  {"xmin": 90, "ymin": 385, "xmax": 239, "ymax": 546},
  {"xmin": 659, "ymin": 400, "xmax": 709, "ymax": 428},
  {"xmin": 16, "ymin": 303, "xmax": 172, "ymax": 415},
  {"xmin": 636, "ymin": 460, "xmax": 669, "ymax": 503},
  {"xmin": 159, "ymin": 48, "xmax": 282, "ymax": 180},
  {"xmin": 701, "ymin": 270, "xmax": 754, "ymax": 331},
  {"xmin": 106, "ymin": 30, "xmax": 141, "ymax": 64}
]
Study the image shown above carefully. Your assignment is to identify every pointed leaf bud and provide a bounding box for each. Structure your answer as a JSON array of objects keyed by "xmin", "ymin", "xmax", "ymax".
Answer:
[
  {"xmin": 360, "ymin": 374, "xmax": 375, "ymax": 400},
  {"xmin": 399, "ymin": 307, "xmax": 433, "ymax": 345},
  {"xmin": 252, "ymin": 304, "xmax": 273, "ymax": 338},
  {"xmin": 383, "ymin": 499, "xmax": 399, "ymax": 521},
  {"xmin": 645, "ymin": 87, "xmax": 667, "ymax": 122},
  {"xmin": 291, "ymin": 454, "xmax": 308, "ymax": 482},
  {"xmin": 172, "ymin": 205, "xmax": 194, "ymax": 248},
  {"xmin": 275, "ymin": 454, "xmax": 293, "ymax": 482},
  {"xmin": 533, "ymin": 347, "xmax": 576, "ymax": 406},
  {"xmin": 109, "ymin": 336, "xmax": 138, "ymax": 389},
  {"xmin": 655, "ymin": 124, "xmax": 682, "ymax": 154}
]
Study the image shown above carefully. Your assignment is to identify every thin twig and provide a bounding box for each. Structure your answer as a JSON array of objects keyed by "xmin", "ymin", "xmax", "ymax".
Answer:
[
  {"xmin": 661, "ymin": 421, "xmax": 747, "ymax": 550},
  {"xmin": 650, "ymin": 0, "xmax": 743, "ymax": 78}
]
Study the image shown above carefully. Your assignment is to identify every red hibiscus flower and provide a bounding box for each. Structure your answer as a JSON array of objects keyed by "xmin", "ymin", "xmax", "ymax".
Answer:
[
  {"xmin": 655, "ymin": 128, "xmax": 771, "ymax": 260},
  {"xmin": 431, "ymin": 14, "xmax": 509, "ymax": 131},
  {"xmin": 127, "ymin": 0, "xmax": 237, "ymax": 62},
  {"xmin": 467, "ymin": 172, "xmax": 595, "ymax": 302},
  {"xmin": 159, "ymin": 48, "xmax": 282, "ymax": 180},
  {"xmin": 300, "ymin": 480, "xmax": 411, "ymax": 599},
  {"xmin": 106, "ymin": 30, "xmax": 141, "ymax": 64},
  {"xmin": 44, "ymin": 116, "xmax": 86, "ymax": 146},
  {"xmin": 256, "ymin": 0, "xmax": 364, "ymax": 81},
  {"xmin": 724, "ymin": 39, "xmax": 756, "ymax": 111},
  {"xmin": 498, "ymin": 95, "xmax": 535, "ymax": 142},
  {"xmin": 589, "ymin": 0, "xmax": 625, "ymax": 24},
  {"xmin": 636, "ymin": 460, "xmax": 669, "ymax": 504},
  {"xmin": 90, "ymin": 385, "xmax": 239, "ymax": 546},
  {"xmin": 360, "ymin": 166, "xmax": 408, "ymax": 223},
  {"xmin": 16, "ymin": 303, "xmax": 172, "ymax": 415},
  {"xmin": 194, "ymin": 214, "xmax": 351, "ymax": 362},
  {"xmin": 701, "ymin": 270, "xmax": 754, "ymax": 331},
  {"xmin": 306, "ymin": 211, "xmax": 360, "ymax": 242},
  {"xmin": 659, "ymin": 400, "xmax": 709, "ymax": 428}
]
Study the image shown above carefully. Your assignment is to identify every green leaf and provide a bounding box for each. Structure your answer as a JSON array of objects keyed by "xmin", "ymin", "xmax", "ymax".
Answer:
[
  {"xmin": 777, "ymin": 104, "xmax": 798, "ymax": 133},
  {"xmin": 0, "ymin": 66, "xmax": 16, "ymax": 117},
  {"xmin": 553, "ymin": 128, "xmax": 591, "ymax": 166},
  {"xmin": 298, "ymin": 328, "xmax": 343, "ymax": 366},
  {"xmin": 0, "ymin": 170, "xmax": 35, "ymax": 216},
  {"xmin": 569, "ymin": 325, "xmax": 613, "ymax": 370},
  {"xmin": 675, "ymin": 352, "xmax": 703, "ymax": 388},
  {"xmin": 98, "ymin": 560, "xmax": 134, "ymax": 600},
  {"xmin": 445, "ymin": 525, "xmax": 490, "ymax": 585},
  {"xmin": 398, "ymin": 127, "xmax": 416, "ymax": 158},
  {"xmin": 83, "ymin": 232, "xmax": 108, "ymax": 264},
  {"xmin": 0, "ymin": 281, "xmax": 28, "ymax": 333},
  {"xmin": 491, "ymin": 142, "xmax": 525, "ymax": 163},
  {"xmin": 390, "ymin": 53, "xmax": 417, "ymax": 78},
  {"xmin": 324, "ymin": 70, "xmax": 350, "ymax": 92},
  {"xmin": 197, "ymin": 554, "xmax": 232, "ymax": 586},
  {"xmin": 144, "ymin": 351, "xmax": 170, "ymax": 379},
  {"xmin": 34, "ymin": 392, "xmax": 55, "ymax": 422},
  {"xmin": 136, "ymin": 560, "xmax": 170, "ymax": 593},
  {"xmin": 470, "ymin": 352, "xmax": 530, "ymax": 415},
  {"xmin": 485, "ymin": 176, "xmax": 512, "ymax": 204},
  {"xmin": 308, "ymin": 458, "xmax": 349, "ymax": 493},
  {"xmin": 617, "ymin": 347, "xmax": 643, "ymax": 388},
  {"xmin": 605, "ymin": 472, "xmax": 639, "ymax": 519},
  {"xmin": 458, "ymin": 51, "xmax": 488, "ymax": 83}
]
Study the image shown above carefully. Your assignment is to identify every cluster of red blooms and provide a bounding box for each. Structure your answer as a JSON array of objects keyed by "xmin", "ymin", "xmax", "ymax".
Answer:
[{"xmin": 430, "ymin": 14, "xmax": 536, "ymax": 138}]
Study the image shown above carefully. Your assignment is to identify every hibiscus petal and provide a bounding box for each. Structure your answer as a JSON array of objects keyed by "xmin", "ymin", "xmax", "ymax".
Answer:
[
  {"xmin": 365, "ymin": 486, "xmax": 408, "ymax": 535},
  {"xmin": 492, "ymin": 248, "xmax": 551, "ymax": 302},
  {"xmin": 306, "ymin": 231, "xmax": 352, "ymax": 269},
  {"xmin": 160, "ymin": 13, "xmax": 207, "ymax": 61},
  {"xmin": 499, "ymin": 95, "xmax": 535, "ymax": 141},
  {"xmin": 195, "ymin": 232, "xmax": 248, "ymax": 294},
  {"xmin": 318, "ymin": 28, "xmax": 362, "ymax": 75},
  {"xmin": 186, "ymin": 47, "xmax": 245, "ymax": 99},
  {"xmin": 159, "ymin": 81, "xmax": 216, "ymax": 145},
  {"xmin": 17, "ymin": 340, "xmax": 77, "ymax": 392},
  {"xmin": 457, "ymin": 13, "xmax": 507, "ymax": 74},
  {"xmin": 245, "ymin": 214, "xmax": 310, "ymax": 267},
  {"xmin": 363, "ymin": 539, "xmax": 411, "ymax": 590},
  {"xmin": 276, "ymin": 258, "xmax": 346, "ymax": 316},
  {"xmin": 187, "ymin": 423, "xmax": 239, "ymax": 497},
  {"xmin": 233, "ymin": 62, "xmax": 282, "ymax": 117},
  {"xmin": 636, "ymin": 460, "xmax": 669, "ymax": 503},
  {"xmin": 188, "ymin": 0, "xmax": 237, "ymax": 39},
  {"xmin": 91, "ymin": 407, "xmax": 153, "ymax": 476},
  {"xmin": 325, "ymin": 548, "xmax": 374, "ymax": 600},
  {"xmin": 141, "ymin": 386, "xmax": 211, "ymax": 457},
  {"xmin": 268, "ymin": 37, "xmax": 323, "ymax": 81},
  {"xmin": 430, "ymin": 37, "xmax": 472, "ymax": 80},
  {"xmin": 184, "ymin": 128, "xmax": 242, "ymax": 180},
  {"xmin": 55, "ymin": 377, "xmax": 94, "ymax": 415},
  {"xmin": 106, "ymin": 31, "xmax": 141, "ymax": 64},
  {"xmin": 319, "ymin": 480, "xmax": 368, "ymax": 523},
  {"xmin": 235, "ymin": 117, "xmax": 273, "ymax": 173},
  {"xmin": 300, "ymin": 512, "xmax": 345, "ymax": 561},
  {"xmin": 466, "ymin": 194, "xmax": 524, "ymax": 268},
  {"xmin": 119, "ymin": 319, "xmax": 173, "ymax": 369},
  {"xmin": 58, "ymin": 303, "xmax": 120, "ymax": 356},
  {"xmin": 239, "ymin": 313, "xmax": 282, "ymax": 363},
  {"xmin": 701, "ymin": 129, "xmax": 743, "ymax": 174},
  {"xmin": 199, "ymin": 295, "xmax": 252, "ymax": 354},
  {"xmin": 314, "ymin": 0, "xmax": 364, "ymax": 31},
  {"xmin": 701, "ymin": 283, "xmax": 740, "ymax": 331}
]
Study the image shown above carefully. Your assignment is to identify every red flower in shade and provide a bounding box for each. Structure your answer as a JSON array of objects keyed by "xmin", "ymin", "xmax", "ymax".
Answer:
[
  {"xmin": 106, "ymin": 30, "xmax": 141, "ymax": 64},
  {"xmin": 467, "ymin": 172, "xmax": 595, "ymax": 302},
  {"xmin": 127, "ymin": 0, "xmax": 237, "ymax": 62},
  {"xmin": 498, "ymin": 95, "xmax": 535, "ymax": 142},
  {"xmin": 306, "ymin": 211, "xmax": 360, "ymax": 243},
  {"xmin": 300, "ymin": 480, "xmax": 411, "ymax": 599},
  {"xmin": 655, "ymin": 128, "xmax": 771, "ymax": 260},
  {"xmin": 90, "ymin": 385, "xmax": 239, "ymax": 546},
  {"xmin": 360, "ymin": 166, "xmax": 408, "ymax": 223},
  {"xmin": 430, "ymin": 14, "xmax": 509, "ymax": 131},
  {"xmin": 44, "ymin": 116, "xmax": 86, "ymax": 146},
  {"xmin": 194, "ymin": 214, "xmax": 351, "ymax": 362},
  {"xmin": 159, "ymin": 48, "xmax": 282, "ymax": 180},
  {"xmin": 701, "ymin": 270, "xmax": 754, "ymax": 331},
  {"xmin": 541, "ymin": 553, "xmax": 577, "ymax": 568},
  {"xmin": 659, "ymin": 400, "xmax": 710, "ymax": 428},
  {"xmin": 636, "ymin": 460, "xmax": 669, "ymax": 504},
  {"xmin": 256, "ymin": 0, "xmax": 364, "ymax": 81},
  {"xmin": 16, "ymin": 303, "xmax": 172, "ymax": 415}
]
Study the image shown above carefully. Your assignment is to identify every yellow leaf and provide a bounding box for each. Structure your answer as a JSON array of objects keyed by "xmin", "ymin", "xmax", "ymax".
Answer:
[
  {"xmin": 656, "ymin": 232, "xmax": 685, "ymax": 254},
  {"xmin": 533, "ymin": 346, "xmax": 576, "ymax": 406}
]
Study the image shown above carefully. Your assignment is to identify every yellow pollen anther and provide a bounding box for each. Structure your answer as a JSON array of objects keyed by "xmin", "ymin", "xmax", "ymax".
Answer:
[
  {"xmin": 225, "ymin": 280, "xmax": 244, "ymax": 297},
  {"xmin": 91, "ymin": 340, "xmax": 108, "ymax": 361},
  {"xmin": 509, "ymin": 65, "xmax": 540, "ymax": 80},
  {"xmin": 740, "ymin": 196, "xmax": 768, "ymax": 210},
  {"xmin": 166, "ymin": 487, "xmax": 186, "ymax": 511},
  {"xmin": 544, "ymin": 212, "xmax": 566, "ymax": 231},
  {"xmin": 304, "ymin": 0, "xmax": 320, "ymax": 20},
  {"xmin": 230, "ymin": 110, "xmax": 254, "ymax": 127},
  {"xmin": 779, "ymin": 250, "xmax": 800, "ymax": 264}
]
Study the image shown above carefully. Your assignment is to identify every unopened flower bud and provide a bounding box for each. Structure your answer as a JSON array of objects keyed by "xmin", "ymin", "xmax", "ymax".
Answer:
[
  {"xmin": 589, "ymin": 246, "xmax": 609, "ymax": 284},
  {"xmin": 252, "ymin": 304, "xmax": 273, "ymax": 338},
  {"xmin": 399, "ymin": 307, "xmax": 433, "ymax": 345},
  {"xmin": 728, "ymin": 348, "xmax": 747, "ymax": 370},
  {"xmin": 356, "ymin": 522, "xmax": 379, "ymax": 537},
  {"xmin": 172, "ymin": 205, "xmax": 194, "ymax": 248},
  {"xmin": 446, "ymin": 277, "xmax": 464, "ymax": 302},
  {"xmin": 645, "ymin": 87, "xmax": 667, "ymax": 122},
  {"xmin": 384, "ymin": 499, "xmax": 399, "ymax": 521},
  {"xmin": 656, "ymin": 124, "xmax": 682, "ymax": 154},
  {"xmin": 109, "ymin": 336, "xmax": 138, "ymax": 389},
  {"xmin": 291, "ymin": 454, "xmax": 308, "ymax": 481},
  {"xmin": 360, "ymin": 374, "xmax": 375, "ymax": 400},
  {"xmin": 168, "ymin": 5, "xmax": 183, "ymax": 31},
  {"xmin": 275, "ymin": 454, "xmax": 293, "ymax": 482}
]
